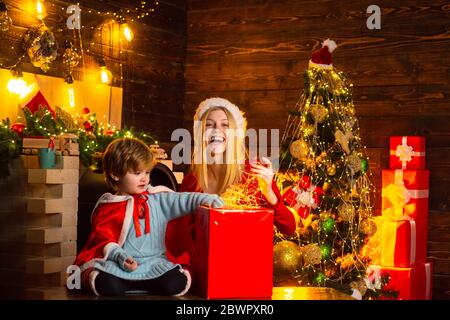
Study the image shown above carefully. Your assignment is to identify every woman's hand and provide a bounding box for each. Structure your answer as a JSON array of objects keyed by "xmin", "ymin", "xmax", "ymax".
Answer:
[
  {"xmin": 250, "ymin": 157, "xmax": 278, "ymax": 205},
  {"xmin": 124, "ymin": 257, "xmax": 138, "ymax": 272}
]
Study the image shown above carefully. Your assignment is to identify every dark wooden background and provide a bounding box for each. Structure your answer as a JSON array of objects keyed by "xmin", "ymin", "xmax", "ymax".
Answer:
[
  {"xmin": 0, "ymin": 0, "xmax": 449, "ymax": 299},
  {"xmin": 184, "ymin": 0, "xmax": 450, "ymax": 299}
]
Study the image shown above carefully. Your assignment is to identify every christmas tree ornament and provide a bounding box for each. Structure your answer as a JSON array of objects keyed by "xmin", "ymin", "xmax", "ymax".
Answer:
[
  {"xmin": 343, "ymin": 116, "xmax": 357, "ymax": 130},
  {"xmin": 289, "ymin": 139, "xmax": 309, "ymax": 160},
  {"xmin": 335, "ymin": 129, "xmax": 354, "ymax": 154},
  {"xmin": 302, "ymin": 243, "xmax": 322, "ymax": 266},
  {"xmin": 321, "ymin": 217, "xmax": 335, "ymax": 233},
  {"xmin": 23, "ymin": 23, "xmax": 58, "ymax": 72},
  {"xmin": 0, "ymin": 1, "xmax": 12, "ymax": 32},
  {"xmin": 360, "ymin": 219, "xmax": 377, "ymax": 236},
  {"xmin": 348, "ymin": 153, "xmax": 362, "ymax": 173},
  {"xmin": 321, "ymin": 244, "xmax": 332, "ymax": 259},
  {"xmin": 350, "ymin": 280, "xmax": 367, "ymax": 296},
  {"xmin": 361, "ymin": 158, "xmax": 369, "ymax": 173},
  {"xmin": 310, "ymin": 104, "xmax": 329, "ymax": 123},
  {"xmin": 282, "ymin": 178, "xmax": 323, "ymax": 219},
  {"xmin": 314, "ymin": 272, "xmax": 327, "ymax": 285},
  {"xmin": 62, "ymin": 40, "xmax": 80, "ymax": 70},
  {"xmin": 273, "ymin": 241, "xmax": 302, "ymax": 273},
  {"xmin": 303, "ymin": 124, "xmax": 315, "ymax": 136},
  {"xmin": 11, "ymin": 123, "xmax": 25, "ymax": 135},
  {"xmin": 326, "ymin": 164, "xmax": 336, "ymax": 176},
  {"xmin": 322, "ymin": 181, "xmax": 331, "ymax": 192},
  {"xmin": 299, "ymin": 175, "xmax": 311, "ymax": 189}
]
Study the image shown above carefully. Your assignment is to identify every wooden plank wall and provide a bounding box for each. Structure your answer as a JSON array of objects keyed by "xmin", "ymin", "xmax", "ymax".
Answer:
[
  {"xmin": 185, "ymin": 0, "xmax": 450, "ymax": 299},
  {"xmin": 0, "ymin": 0, "xmax": 186, "ymax": 142}
]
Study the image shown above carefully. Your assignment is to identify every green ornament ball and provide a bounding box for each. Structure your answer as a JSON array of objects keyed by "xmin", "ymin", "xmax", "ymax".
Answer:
[
  {"xmin": 321, "ymin": 217, "xmax": 335, "ymax": 234},
  {"xmin": 361, "ymin": 158, "xmax": 369, "ymax": 173},
  {"xmin": 321, "ymin": 244, "xmax": 332, "ymax": 259},
  {"xmin": 314, "ymin": 272, "xmax": 327, "ymax": 285}
]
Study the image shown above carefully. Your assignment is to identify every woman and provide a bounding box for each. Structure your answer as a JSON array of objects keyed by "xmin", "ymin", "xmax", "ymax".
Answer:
[{"xmin": 165, "ymin": 97, "xmax": 295, "ymax": 274}]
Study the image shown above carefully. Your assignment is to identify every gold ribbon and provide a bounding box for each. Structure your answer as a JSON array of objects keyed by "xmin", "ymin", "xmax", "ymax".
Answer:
[{"xmin": 382, "ymin": 170, "xmax": 429, "ymax": 218}]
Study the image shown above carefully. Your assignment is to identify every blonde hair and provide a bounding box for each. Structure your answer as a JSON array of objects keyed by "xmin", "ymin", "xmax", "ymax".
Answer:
[
  {"xmin": 102, "ymin": 138, "xmax": 156, "ymax": 190},
  {"xmin": 192, "ymin": 107, "xmax": 246, "ymax": 194}
]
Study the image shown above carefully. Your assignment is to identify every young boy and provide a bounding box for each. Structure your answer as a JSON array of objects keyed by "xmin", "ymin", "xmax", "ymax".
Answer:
[{"xmin": 73, "ymin": 138, "xmax": 223, "ymax": 297}]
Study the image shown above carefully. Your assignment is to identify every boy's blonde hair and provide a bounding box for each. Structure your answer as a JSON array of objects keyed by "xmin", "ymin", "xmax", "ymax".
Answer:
[{"xmin": 102, "ymin": 138, "xmax": 156, "ymax": 190}]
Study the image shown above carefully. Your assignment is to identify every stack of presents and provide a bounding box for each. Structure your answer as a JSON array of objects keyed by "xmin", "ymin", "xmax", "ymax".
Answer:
[{"xmin": 370, "ymin": 136, "xmax": 432, "ymax": 300}]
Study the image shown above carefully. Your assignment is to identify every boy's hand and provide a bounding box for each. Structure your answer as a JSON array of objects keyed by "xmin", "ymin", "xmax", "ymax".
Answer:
[
  {"xmin": 203, "ymin": 196, "xmax": 224, "ymax": 208},
  {"xmin": 124, "ymin": 257, "xmax": 138, "ymax": 271}
]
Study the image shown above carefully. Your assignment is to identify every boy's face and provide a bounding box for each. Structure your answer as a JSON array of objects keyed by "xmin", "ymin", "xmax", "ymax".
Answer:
[{"xmin": 116, "ymin": 168, "xmax": 150, "ymax": 195}]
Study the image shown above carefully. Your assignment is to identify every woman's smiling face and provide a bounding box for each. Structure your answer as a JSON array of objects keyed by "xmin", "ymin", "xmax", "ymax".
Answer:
[{"xmin": 205, "ymin": 108, "xmax": 229, "ymax": 156}]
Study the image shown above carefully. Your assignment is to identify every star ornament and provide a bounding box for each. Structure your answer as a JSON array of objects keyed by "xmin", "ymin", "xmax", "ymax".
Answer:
[{"xmin": 335, "ymin": 129, "xmax": 354, "ymax": 154}]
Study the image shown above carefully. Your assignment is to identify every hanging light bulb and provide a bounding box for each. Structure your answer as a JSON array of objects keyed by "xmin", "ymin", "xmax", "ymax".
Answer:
[
  {"xmin": 36, "ymin": 0, "xmax": 46, "ymax": 20},
  {"xmin": 7, "ymin": 68, "xmax": 31, "ymax": 97},
  {"xmin": 0, "ymin": 1, "xmax": 12, "ymax": 32},
  {"xmin": 65, "ymin": 74, "xmax": 75, "ymax": 108},
  {"xmin": 121, "ymin": 22, "xmax": 133, "ymax": 42},
  {"xmin": 98, "ymin": 58, "xmax": 112, "ymax": 85}
]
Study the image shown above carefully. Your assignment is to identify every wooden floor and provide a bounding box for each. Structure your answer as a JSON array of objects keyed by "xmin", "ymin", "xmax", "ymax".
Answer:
[{"xmin": 21, "ymin": 286, "xmax": 354, "ymax": 300}]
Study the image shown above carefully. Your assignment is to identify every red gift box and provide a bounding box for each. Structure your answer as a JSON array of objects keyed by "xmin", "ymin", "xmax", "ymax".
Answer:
[
  {"xmin": 390, "ymin": 136, "xmax": 426, "ymax": 170},
  {"xmin": 192, "ymin": 206, "xmax": 274, "ymax": 299},
  {"xmin": 369, "ymin": 263, "xmax": 432, "ymax": 300},
  {"xmin": 381, "ymin": 169, "xmax": 429, "ymax": 220},
  {"xmin": 373, "ymin": 216, "xmax": 427, "ymax": 267}
]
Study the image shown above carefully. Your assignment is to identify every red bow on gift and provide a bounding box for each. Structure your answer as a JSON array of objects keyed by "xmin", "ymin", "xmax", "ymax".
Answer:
[{"xmin": 282, "ymin": 176, "xmax": 324, "ymax": 219}]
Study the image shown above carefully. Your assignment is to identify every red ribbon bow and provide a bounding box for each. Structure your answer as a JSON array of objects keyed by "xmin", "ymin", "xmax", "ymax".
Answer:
[{"xmin": 132, "ymin": 192, "xmax": 150, "ymax": 237}]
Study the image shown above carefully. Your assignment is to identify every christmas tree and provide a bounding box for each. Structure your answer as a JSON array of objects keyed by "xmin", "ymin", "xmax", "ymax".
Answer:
[{"xmin": 274, "ymin": 39, "xmax": 389, "ymax": 299}]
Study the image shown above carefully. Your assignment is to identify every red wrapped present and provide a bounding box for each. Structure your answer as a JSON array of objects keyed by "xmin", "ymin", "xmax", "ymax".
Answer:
[
  {"xmin": 369, "ymin": 263, "xmax": 432, "ymax": 300},
  {"xmin": 192, "ymin": 206, "xmax": 274, "ymax": 299},
  {"xmin": 372, "ymin": 216, "xmax": 427, "ymax": 267},
  {"xmin": 390, "ymin": 136, "xmax": 426, "ymax": 170},
  {"xmin": 382, "ymin": 169, "xmax": 429, "ymax": 220}
]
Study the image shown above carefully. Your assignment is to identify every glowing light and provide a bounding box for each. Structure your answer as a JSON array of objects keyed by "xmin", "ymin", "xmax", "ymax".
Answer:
[
  {"xmin": 7, "ymin": 78, "xmax": 28, "ymax": 95},
  {"xmin": 98, "ymin": 59, "xmax": 112, "ymax": 84},
  {"xmin": 36, "ymin": 0, "xmax": 46, "ymax": 19},
  {"xmin": 122, "ymin": 23, "xmax": 133, "ymax": 41},
  {"xmin": 65, "ymin": 75, "xmax": 75, "ymax": 108}
]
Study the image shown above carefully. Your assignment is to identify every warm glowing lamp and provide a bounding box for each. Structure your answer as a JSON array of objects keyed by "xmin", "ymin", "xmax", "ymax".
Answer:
[
  {"xmin": 7, "ymin": 68, "xmax": 31, "ymax": 97},
  {"xmin": 36, "ymin": 0, "xmax": 46, "ymax": 20},
  {"xmin": 65, "ymin": 74, "xmax": 75, "ymax": 108},
  {"xmin": 98, "ymin": 58, "xmax": 112, "ymax": 85},
  {"xmin": 122, "ymin": 22, "xmax": 133, "ymax": 42}
]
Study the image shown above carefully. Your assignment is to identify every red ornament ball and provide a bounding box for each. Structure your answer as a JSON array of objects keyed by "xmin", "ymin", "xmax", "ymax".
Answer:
[{"xmin": 11, "ymin": 123, "xmax": 25, "ymax": 135}]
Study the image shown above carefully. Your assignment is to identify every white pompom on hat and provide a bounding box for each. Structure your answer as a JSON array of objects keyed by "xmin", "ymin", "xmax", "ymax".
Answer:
[{"xmin": 193, "ymin": 97, "xmax": 247, "ymax": 137}]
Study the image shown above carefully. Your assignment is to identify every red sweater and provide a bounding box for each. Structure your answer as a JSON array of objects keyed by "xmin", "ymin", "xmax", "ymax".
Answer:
[{"xmin": 165, "ymin": 172, "xmax": 296, "ymax": 269}]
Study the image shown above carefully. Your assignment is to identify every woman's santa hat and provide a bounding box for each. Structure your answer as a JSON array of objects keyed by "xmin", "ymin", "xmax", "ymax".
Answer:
[
  {"xmin": 193, "ymin": 97, "xmax": 247, "ymax": 137},
  {"xmin": 308, "ymin": 39, "xmax": 337, "ymax": 70}
]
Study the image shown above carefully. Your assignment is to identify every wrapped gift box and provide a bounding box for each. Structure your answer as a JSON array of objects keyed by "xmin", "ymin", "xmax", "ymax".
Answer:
[
  {"xmin": 370, "ymin": 263, "xmax": 432, "ymax": 300},
  {"xmin": 192, "ymin": 206, "xmax": 274, "ymax": 299},
  {"xmin": 390, "ymin": 136, "xmax": 426, "ymax": 170},
  {"xmin": 381, "ymin": 169, "xmax": 429, "ymax": 220},
  {"xmin": 372, "ymin": 216, "xmax": 427, "ymax": 267}
]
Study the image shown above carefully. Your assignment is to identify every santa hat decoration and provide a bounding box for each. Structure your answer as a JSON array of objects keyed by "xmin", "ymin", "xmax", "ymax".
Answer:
[
  {"xmin": 193, "ymin": 97, "xmax": 247, "ymax": 138},
  {"xmin": 309, "ymin": 39, "xmax": 337, "ymax": 70},
  {"xmin": 20, "ymin": 84, "xmax": 56, "ymax": 118}
]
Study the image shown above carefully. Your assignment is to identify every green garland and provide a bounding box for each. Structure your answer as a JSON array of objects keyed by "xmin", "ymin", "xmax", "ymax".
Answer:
[
  {"xmin": 0, "ymin": 118, "xmax": 21, "ymax": 178},
  {"xmin": 0, "ymin": 106, "xmax": 157, "ymax": 179}
]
